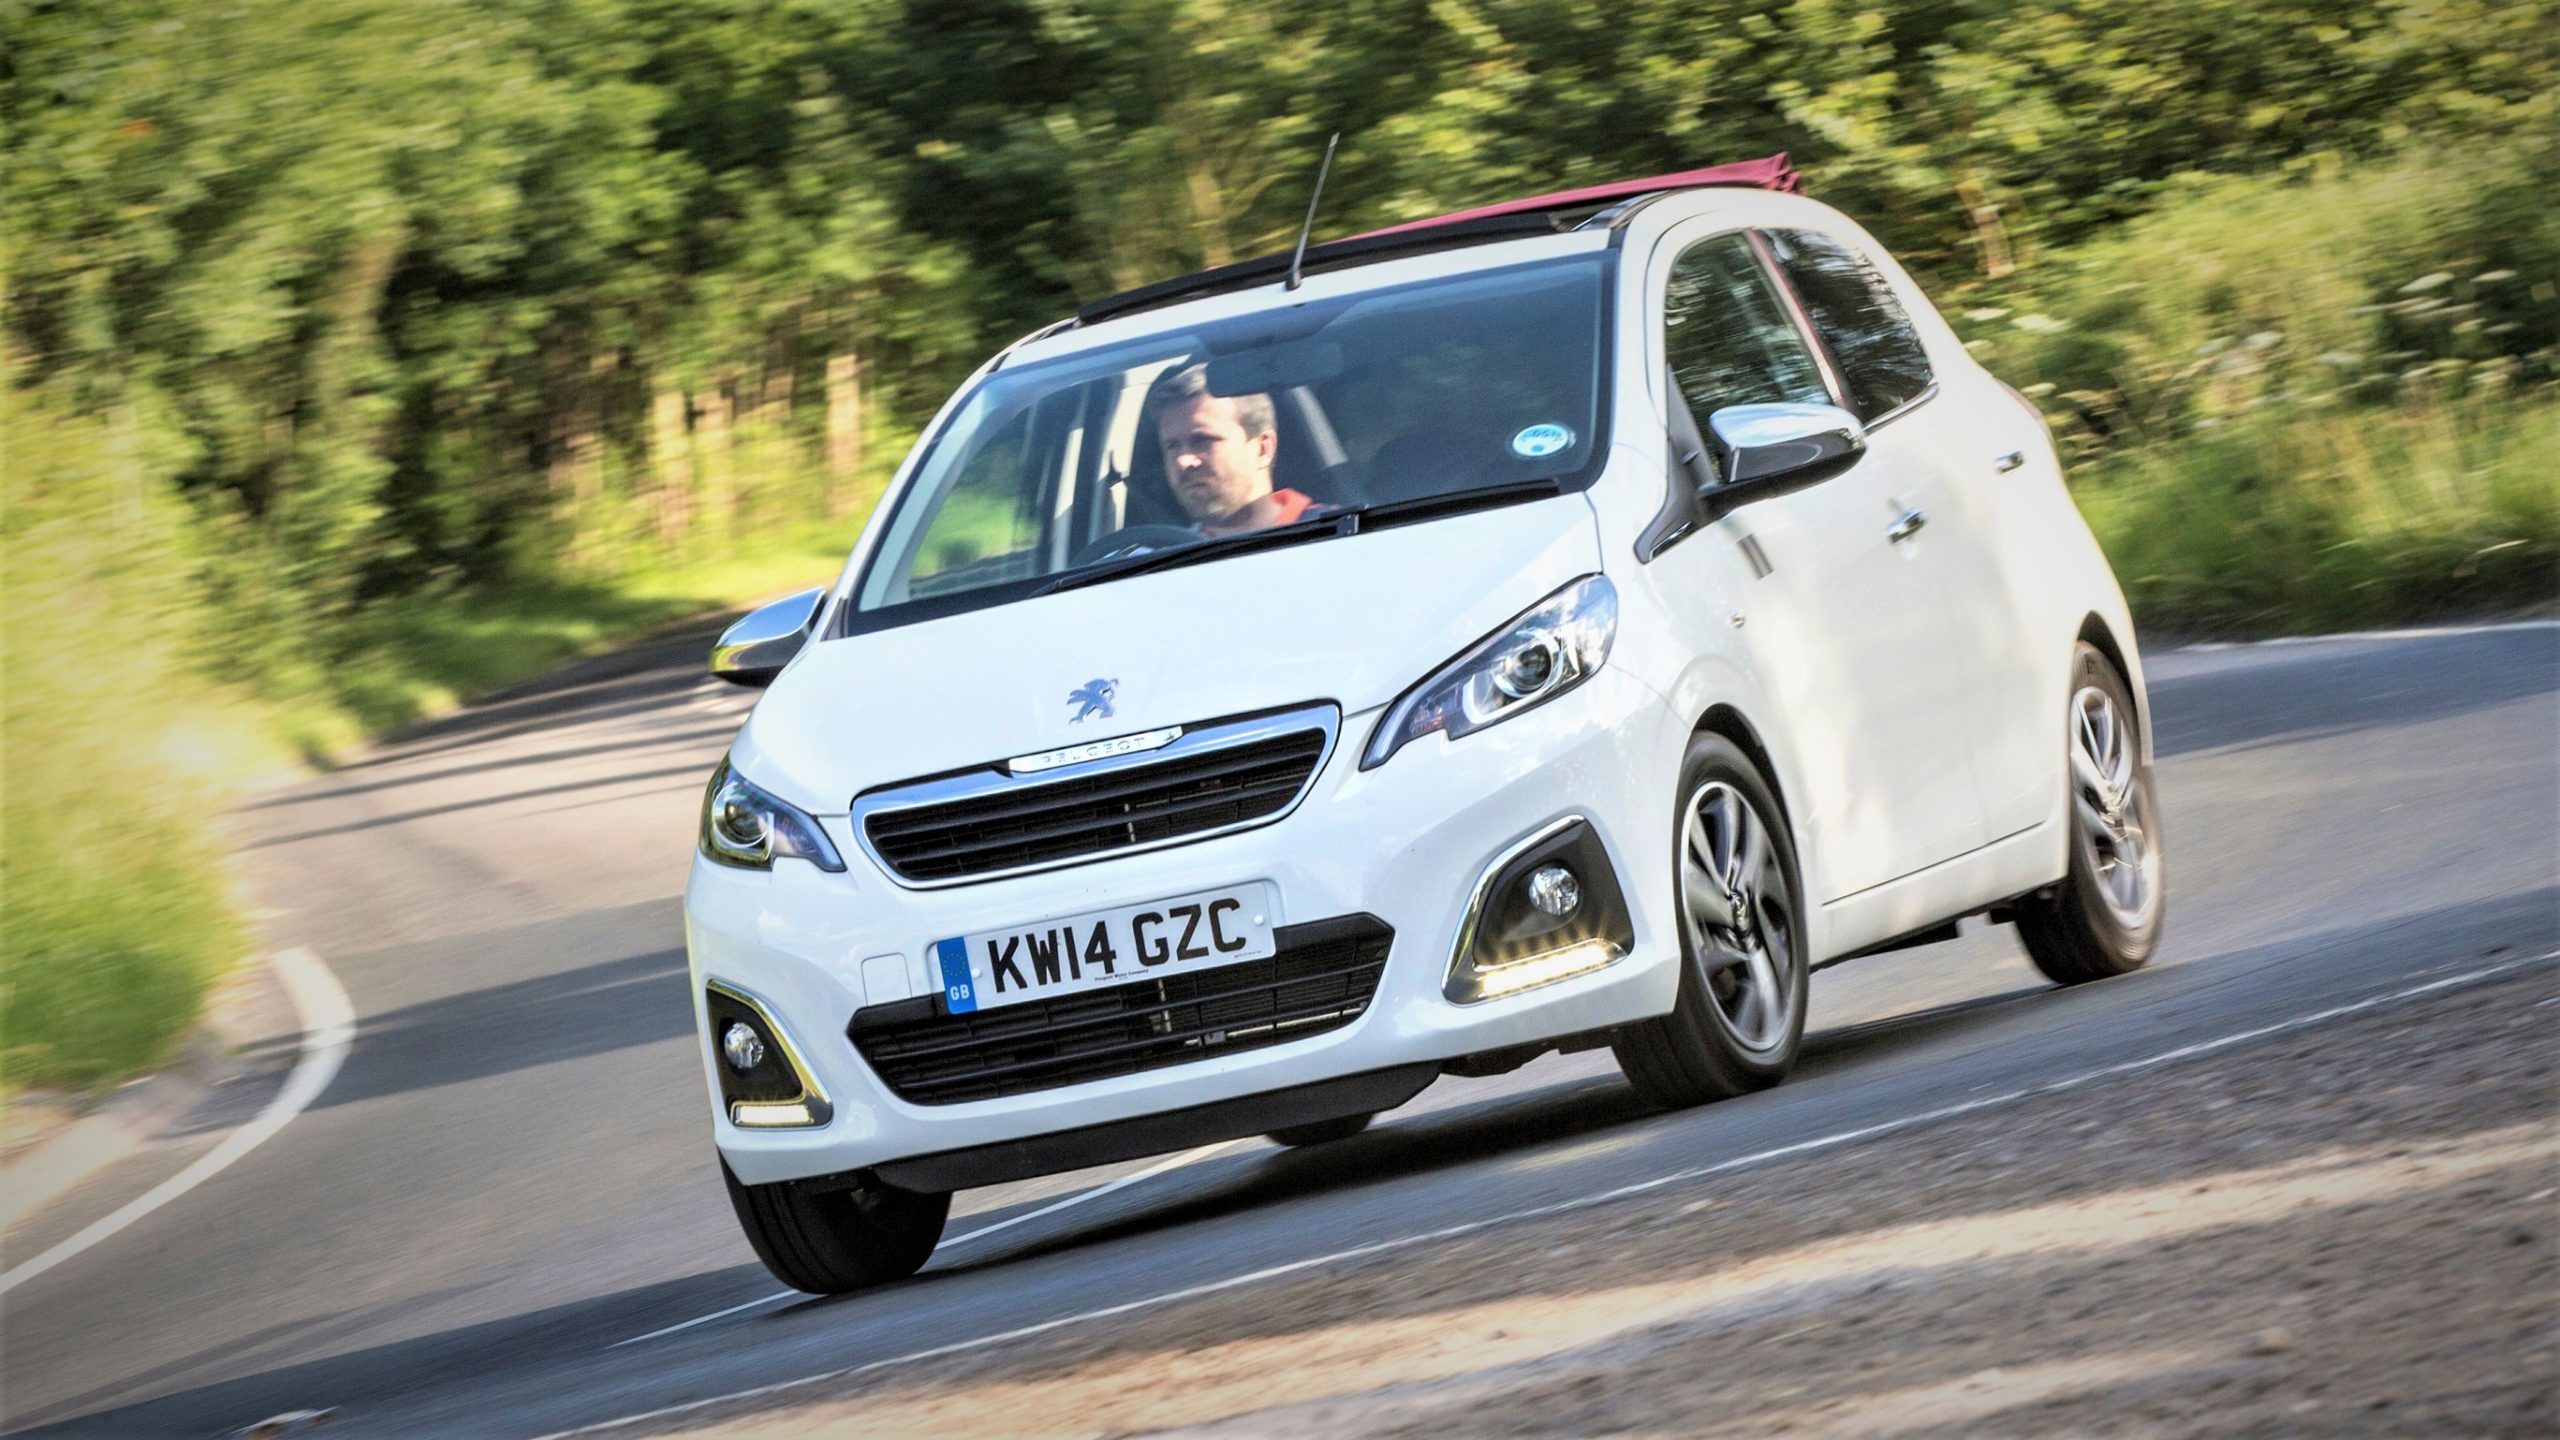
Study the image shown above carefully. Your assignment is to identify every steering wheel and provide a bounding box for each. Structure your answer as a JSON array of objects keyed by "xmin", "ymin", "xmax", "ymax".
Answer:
[{"xmin": 1071, "ymin": 525, "xmax": 1201, "ymax": 568}]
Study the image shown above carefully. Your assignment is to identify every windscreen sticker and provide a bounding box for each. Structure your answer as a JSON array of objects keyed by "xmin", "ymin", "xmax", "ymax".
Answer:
[{"xmin": 1511, "ymin": 422, "xmax": 1575, "ymax": 459}]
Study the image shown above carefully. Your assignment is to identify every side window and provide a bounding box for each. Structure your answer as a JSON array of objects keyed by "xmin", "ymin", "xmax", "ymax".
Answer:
[
  {"xmin": 1663, "ymin": 233, "xmax": 1832, "ymax": 436},
  {"xmin": 1765, "ymin": 229, "xmax": 1933, "ymax": 422}
]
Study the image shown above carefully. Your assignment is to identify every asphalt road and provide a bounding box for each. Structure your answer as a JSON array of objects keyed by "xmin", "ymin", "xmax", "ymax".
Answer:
[{"xmin": 4, "ymin": 620, "xmax": 2553, "ymax": 1438}]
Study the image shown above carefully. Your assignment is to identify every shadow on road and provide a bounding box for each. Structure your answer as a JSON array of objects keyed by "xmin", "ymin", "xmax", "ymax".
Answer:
[
  {"xmin": 2150, "ymin": 625, "xmax": 2557, "ymax": 759},
  {"xmin": 326, "ymin": 618, "xmax": 735, "ymax": 772},
  {"xmin": 244, "ymin": 723, "xmax": 748, "ymax": 813},
  {"xmin": 247, "ymin": 762, "xmax": 720, "ymax": 850},
  {"xmin": 307, "ymin": 902, "xmax": 694, "ymax": 1112}
]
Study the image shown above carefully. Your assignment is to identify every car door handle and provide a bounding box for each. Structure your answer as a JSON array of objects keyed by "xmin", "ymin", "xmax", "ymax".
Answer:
[
  {"xmin": 1886, "ymin": 508, "xmax": 1928, "ymax": 543},
  {"xmin": 1993, "ymin": 450, "xmax": 2026, "ymax": 473}
]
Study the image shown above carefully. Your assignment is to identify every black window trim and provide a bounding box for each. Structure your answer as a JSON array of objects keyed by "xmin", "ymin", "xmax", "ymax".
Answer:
[
  {"xmin": 1638, "ymin": 222, "xmax": 1854, "ymax": 562},
  {"xmin": 1752, "ymin": 226, "xmax": 1939, "ymax": 433},
  {"xmin": 1741, "ymin": 228, "xmax": 1852, "ymax": 414}
]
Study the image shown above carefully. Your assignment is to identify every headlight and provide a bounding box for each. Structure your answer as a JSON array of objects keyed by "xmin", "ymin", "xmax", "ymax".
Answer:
[
  {"xmin": 1363, "ymin": 575, "xmax": 1617, "ymax": 769},
  {"xmin": 700, "ymin": 759, "xmax": 847, "ymax": 871}
]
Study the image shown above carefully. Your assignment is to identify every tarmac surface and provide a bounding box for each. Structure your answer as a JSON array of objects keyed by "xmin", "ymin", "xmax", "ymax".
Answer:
[{"xmin": 3, "ymin": 619, "xmax": 2553, "ymax": 1437}]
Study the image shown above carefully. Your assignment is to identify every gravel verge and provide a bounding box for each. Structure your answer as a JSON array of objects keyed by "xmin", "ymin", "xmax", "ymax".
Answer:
[{"xmin": 653, "ymin": 967, "xmax": 2559, "ymax": 1439}]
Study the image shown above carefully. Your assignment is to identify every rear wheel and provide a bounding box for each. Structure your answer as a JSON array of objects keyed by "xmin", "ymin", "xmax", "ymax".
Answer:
[
  {"xmin": 1266, "ymin": 1112, "xmax": 1372, "ymax": 1147},
  {"xmin": 722, "ymin": 1160, "xmax": 948, "ymax": 1295},
  {"xmin": 1613, "ymin": 734, "xmax": 1807, "ymax": 1107},
  {"xmin": 2014, "ymin": 644, "xmax": 2165, "ymax": 983}
]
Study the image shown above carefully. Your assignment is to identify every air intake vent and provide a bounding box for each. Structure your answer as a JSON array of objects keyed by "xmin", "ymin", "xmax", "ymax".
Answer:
[
  {"xmin": 856, "ymin": 706, "xmax": 1334, "ymax": 885},
  {"xmin": 850, "ymin": 915, "xmax": 1390, "ymax": 1104}
]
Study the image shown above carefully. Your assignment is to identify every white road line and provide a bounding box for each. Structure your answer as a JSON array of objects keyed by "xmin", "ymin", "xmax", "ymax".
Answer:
[
  {"xmin": 607, "ymin": 1292, "xmax": 796, "ymax": 1350},
  {"xmin": 0, "ymin": 947, "xmax": 355, "ymax": 1295},
  {"xmin": 605, "ymin": 1139, "xmax": 1247, "ymax": 1351},
  {"xmin": 2167, "ymin": 616, "xmax": 2558, "ymax": 652},
  {"xmin": 937, "ymin": 1139, "xmax": 1246, "ymax": 1252},
  {"xmin": 538, "ymin": 949, "xmax": 2556, "ymax": 1440}
]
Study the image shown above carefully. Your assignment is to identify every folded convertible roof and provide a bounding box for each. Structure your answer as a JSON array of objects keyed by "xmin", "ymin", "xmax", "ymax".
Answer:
[{"xmin": 1074, "ymin": 153, "xmax": 1801, "ymax": 327}]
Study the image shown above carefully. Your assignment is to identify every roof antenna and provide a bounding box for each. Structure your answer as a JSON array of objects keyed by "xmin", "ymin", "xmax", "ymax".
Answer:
[{"xmin": 1285, "ymin": 132, "xmax": 1341, "ymax": 292}]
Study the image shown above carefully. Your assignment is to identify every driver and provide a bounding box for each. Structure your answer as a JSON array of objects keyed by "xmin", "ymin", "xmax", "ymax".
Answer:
[{"xmin": 1148, "ymin": 364, "xmax": 1319, "ymax": 536}]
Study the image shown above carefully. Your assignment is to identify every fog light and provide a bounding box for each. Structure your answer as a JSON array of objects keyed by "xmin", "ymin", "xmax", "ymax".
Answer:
[
  {"xmin": 1525, "ymin": 864, "xmax": 1581, "ymax": 917},
  {"xmin": 721, "ymin": 1021, "xmax": 768, "ymax": 1074}
]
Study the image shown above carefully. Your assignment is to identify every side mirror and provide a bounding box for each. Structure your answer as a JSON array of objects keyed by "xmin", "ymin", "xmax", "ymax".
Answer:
[
  {"xmin": 1702, "ymin": 402, "xmax": 1865, "ymax": 516},
  {"xmin": 710, "ymin": 587, "xmax": 825, "ymax": 688}
]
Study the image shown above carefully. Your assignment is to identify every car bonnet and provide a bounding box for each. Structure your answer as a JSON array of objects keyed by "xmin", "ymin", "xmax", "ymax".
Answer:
[{"xmin": 728, "ymin": 493, "xmax": 1606, "ymax": 815}]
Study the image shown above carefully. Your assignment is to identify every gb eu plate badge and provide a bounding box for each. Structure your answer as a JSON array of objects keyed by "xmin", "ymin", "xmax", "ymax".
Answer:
[{"xmin": 934, "ymin": 936, "xmax": 979, "ymax": 1014}]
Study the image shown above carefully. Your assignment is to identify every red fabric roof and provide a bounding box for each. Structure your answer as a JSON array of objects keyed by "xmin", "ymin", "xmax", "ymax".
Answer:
[{"xmin": 1353, "ymin": 154, "xmax": 1800, "ymax": 238}]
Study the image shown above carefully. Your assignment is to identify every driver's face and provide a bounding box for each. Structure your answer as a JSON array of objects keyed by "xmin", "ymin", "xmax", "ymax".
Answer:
[{"xmin": 1155, "ymin": 393, "xmax": 1276, "ymax": 524}]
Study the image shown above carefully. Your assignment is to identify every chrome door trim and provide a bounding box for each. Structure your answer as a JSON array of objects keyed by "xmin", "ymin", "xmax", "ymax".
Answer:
[{"xmin": 1858, "ymin": 381, "xmax": 1941, "ymax": 434}]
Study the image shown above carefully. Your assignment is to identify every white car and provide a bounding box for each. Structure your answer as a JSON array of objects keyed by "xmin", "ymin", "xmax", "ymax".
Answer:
[{"xmin": 685, "ymin": 160, "xmax": 2166, "ymax": 1293}]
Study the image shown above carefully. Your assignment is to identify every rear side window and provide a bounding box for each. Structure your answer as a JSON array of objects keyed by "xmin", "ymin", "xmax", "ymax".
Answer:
[
  {"xmin": 1663, "ymin": 233, "xmax": 1831, "ymax": 428},
  {"xmin": 1765, "ymin": 229, "xmax": 1933, "ymax": 422}
]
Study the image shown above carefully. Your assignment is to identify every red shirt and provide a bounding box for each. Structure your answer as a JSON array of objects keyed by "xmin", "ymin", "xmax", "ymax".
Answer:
[{"xmin": 1201, "ymin": 487, "xmax": 1318, "ymax": 536}]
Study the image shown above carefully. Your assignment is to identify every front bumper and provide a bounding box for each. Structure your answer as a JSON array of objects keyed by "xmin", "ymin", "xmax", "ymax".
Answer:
[{"xmin": 686, "ymin": 666, "xmax": 1685, "ymax": 1187}]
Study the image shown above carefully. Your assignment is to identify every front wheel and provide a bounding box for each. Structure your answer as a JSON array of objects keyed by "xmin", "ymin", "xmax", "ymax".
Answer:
[
  {"xmin": 1612, "ymin": 733, "xmax": 1808, "ymax": 1108},
  {"xmin": 2013, "ymin": 644, "xmax": 2166, "ymax": 984},
  {"xmin": 722, "ymin": 1160, "xmax": 949, "ymax": 1295}
]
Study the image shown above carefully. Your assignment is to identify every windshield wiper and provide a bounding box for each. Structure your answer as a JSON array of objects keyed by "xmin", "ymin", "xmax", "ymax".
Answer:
[
  {"xmin": 1034, "ymin": 511, "xmax": 1353, "ymax": 595},
  {"xmin": 1336, "ymin": 475, "xmax": 1562, "ymax": 531},
  {"xmin": 1033, "ymin": 476, "xmax": 1566, "ymax": 597}
]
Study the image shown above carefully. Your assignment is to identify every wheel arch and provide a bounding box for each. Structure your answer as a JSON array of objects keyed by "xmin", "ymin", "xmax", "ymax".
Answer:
[
  {"xmin": 2074, "ymin": 612, "xmax": 2152, "ymax": 760},
  {"xmin": 1691, "ymin": 702, "xmax": 1793, "ymax": 833}
]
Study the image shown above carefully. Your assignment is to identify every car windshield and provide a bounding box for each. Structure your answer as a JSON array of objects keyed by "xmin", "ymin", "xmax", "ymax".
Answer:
[{"xmin": 846, "ymin": 253, "xmax": 1611, "ymax": 629}]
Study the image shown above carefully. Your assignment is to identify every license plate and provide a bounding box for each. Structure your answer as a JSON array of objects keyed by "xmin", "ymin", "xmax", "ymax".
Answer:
[{"xmin": 932, "ymin": 883, "xmax": 1278, "ymax": 1014}]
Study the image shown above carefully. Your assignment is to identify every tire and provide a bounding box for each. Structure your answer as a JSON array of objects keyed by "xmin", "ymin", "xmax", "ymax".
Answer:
[
  {"xmin": 721, "ymin": 1159, "xmax": 949, "ymax": 1296},
  {"xmin": 1266, "ymin": 1112, "xmax": 1372, "ymax": 1147},
  {"xmin": 2014, "ymin": 643, "xmax": 2166, "ymax": 984},
  {"xmin": 1612, "ymin": 733, "xmax": 1809, "ymax": 1108}
]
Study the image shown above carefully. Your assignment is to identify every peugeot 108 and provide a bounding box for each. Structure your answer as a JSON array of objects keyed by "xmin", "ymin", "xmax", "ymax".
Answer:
[{"xmin": 686, "ymin": 157, "xmax": 2166, "ymax": 1293}]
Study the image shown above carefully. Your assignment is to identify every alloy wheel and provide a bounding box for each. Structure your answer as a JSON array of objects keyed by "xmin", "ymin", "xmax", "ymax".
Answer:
[
  {"xmin": 1677, "ymin": 780, "xmax": 1799, "ymax": 1055},
  {"xmin": 2068, "ymin": 685, "xmax": 2161, "ymax": 927}
]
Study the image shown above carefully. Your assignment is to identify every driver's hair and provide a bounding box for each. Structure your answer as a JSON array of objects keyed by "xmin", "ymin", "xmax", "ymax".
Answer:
[{"xmin": 1148, "ymin": 363, "xmax": 1276, "ymax": 439}]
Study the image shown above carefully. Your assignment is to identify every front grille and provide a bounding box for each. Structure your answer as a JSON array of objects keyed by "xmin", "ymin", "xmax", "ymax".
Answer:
[
  {"xmin": 851, "ymin": 916, "xmax": 1391, "ymax": 1104},
  {"xmin": 860, "ymin": 713, "xmax": 1331, "ymax": 884}
]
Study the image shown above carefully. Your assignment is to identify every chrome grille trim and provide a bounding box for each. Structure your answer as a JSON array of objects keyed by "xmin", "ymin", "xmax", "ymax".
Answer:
[{"xmin": 852, "ymin": 703, "xmax": 1340, "ymax": 888}]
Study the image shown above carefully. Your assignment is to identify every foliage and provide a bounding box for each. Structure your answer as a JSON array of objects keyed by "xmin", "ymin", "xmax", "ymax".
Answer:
[
  {"xmin": 1942, "ymin": 139, "xmax": 2560, "ymax": 636},
  {"xmin": 2076, "ymin": 394, "xmax": 2558, "ymax": 636},
  {"xmin": 2, "ymin": 388, "xmax": 260, "ymax": 1089},
  {"xmin": 1, "ymin": 0, "xmax": 2553, "ymax": 1085}
]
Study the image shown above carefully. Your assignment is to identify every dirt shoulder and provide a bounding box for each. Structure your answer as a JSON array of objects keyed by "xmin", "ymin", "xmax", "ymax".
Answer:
[{"xmin": 656, "ymin": 968, "xmax": 2559, "ymax": 1439}]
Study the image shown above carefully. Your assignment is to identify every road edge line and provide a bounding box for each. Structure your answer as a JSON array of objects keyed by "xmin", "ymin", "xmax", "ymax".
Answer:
[
  {"xmin": 0, "ymin": 948, "xmax": 355, "ymax": 1295},
  {"xmin": 934, "ymin": 1139, "xmax": 1246, "ymax": 1253},
  {"xmin": 2163, "ymin": 616, "xmax": 2559, "ymax": 653},
  {"xmin": 605, "ymin": 1139, "xmax": 1249, "ymax": 1351},
  {"xmin": 531, "ymin": 949, "xmax": 2555, "ymax": 1440}
]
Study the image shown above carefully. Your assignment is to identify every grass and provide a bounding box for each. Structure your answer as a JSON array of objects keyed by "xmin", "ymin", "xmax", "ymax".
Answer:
[
  {"xmin": 1, "ymin": 391, "xmax": 859, "ymax": 1092},
  {"xmin": 4, "ymin": 393, "xmax": 261, "ymax": 1092},
  {"xmin": 278, "ymin": 521, "xmax": 859, "ymax": 760},
  {"xmin": 1953, "ymin": 139, "xmax": 2559, "ymax": 636},
  {"xmin": 2075, "ymin": 394, "xmax": 2558, "ymax": 635}
]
